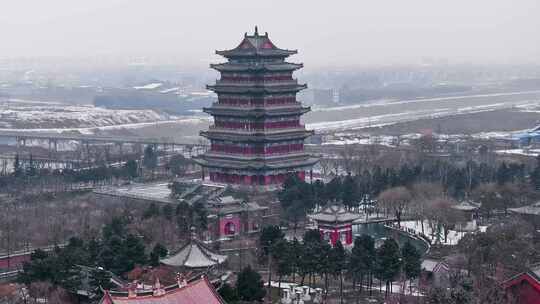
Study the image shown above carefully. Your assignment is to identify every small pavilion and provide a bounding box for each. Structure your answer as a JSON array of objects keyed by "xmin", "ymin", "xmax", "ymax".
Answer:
[
  {"xmin": 308, "ymin": 204, "xmax": 360, "ymax": 247},
  {"xmin": 160, "ymin": 232, "xmax": 228, "ymax": 270}
]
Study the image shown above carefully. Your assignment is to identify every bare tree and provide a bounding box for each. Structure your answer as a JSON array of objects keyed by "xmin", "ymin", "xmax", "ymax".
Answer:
[{"xmin": 377, "ymin": 186, "xmax": 412, "ymax": 226}]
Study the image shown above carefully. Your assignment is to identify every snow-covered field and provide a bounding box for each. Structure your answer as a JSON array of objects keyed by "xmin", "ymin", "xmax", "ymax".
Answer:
[
  {"xmin": 0, "ymin": 99, "xmax": 210, "ymax": 137},
  {"xmin": 305, "ymin": 90, "xmax": 540, "ymax": 132},
  {"xmin": 2, "ymin": 90, "xmax": 540, "ymax": 144},
  {"xmin": 0, "ymin": 99, "xmax": 174, "ymax": 129}
]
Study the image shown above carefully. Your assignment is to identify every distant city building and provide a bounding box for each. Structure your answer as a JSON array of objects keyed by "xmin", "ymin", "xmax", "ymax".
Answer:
[{"xmin": 195, "ymin": 27, "xmax": 318, "ymax": 187}]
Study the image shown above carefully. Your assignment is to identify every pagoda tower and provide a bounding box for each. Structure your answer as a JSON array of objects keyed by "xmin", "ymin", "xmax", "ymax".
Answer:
[{"xmin": 195, "ymin": 27, "xmax": 318, "ymax": 187}]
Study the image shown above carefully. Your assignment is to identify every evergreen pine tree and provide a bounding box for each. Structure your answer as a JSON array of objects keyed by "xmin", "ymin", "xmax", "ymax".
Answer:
[
  {"xmin": 375, "ymin": 238, "xmax": 402, "ymax": 297},
  {"xmin": 401, "ymin": 241, "xmax": 422, "ymax": 294},
  {"xmin": 236, "ymin": 266, "xmax": 266, "ymax": 302}
]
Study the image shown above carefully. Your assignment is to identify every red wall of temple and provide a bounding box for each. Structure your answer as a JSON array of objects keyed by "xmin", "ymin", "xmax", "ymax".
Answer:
[
  {"xmin": 505, "ymin": 274, "xmax": 540, "ymax": 304},
  {"xmin": 219, "ymin": 216, "xmax": 241, "ymax": 237},
  {"xmin": 0, "ymin": 253, "xmax": 31, "ymax": 270}
]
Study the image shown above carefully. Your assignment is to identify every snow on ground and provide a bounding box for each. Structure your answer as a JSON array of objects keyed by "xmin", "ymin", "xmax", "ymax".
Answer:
[
  {"xmin": 0, "ymin": 99, "xmax": 210, "ymax": 131},
  {"xmin": 159, "ymin": 87, "xmax": 180, "ymax": 94},
  {"xmin": 307, "ymin": 101, "xmax": 540, "ymax": 132},
  {"xmin": 399, "ymin": 220, "xmax": 470, "ymax": 246},
  {"xmin": 0, "ymin": 100, "xmax": 168, "ymax": 129},
  {"xmin": 495, "ymin": 148, "xmax": 540, "ymax": 157},
  {"xmin": 133, "ymin": 83, "xmax": 163, "ymax": 90},
  {"xmin": 312, "ymin": 90, "xmax": 540, "ymax": 112}
]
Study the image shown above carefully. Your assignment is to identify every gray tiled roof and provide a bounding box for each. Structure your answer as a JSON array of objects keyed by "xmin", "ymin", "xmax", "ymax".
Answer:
[
  {"xmin": 308, "ymin": 205, "xmax": 360, "ymax": 223},
  {"xmin": 160, "ymin": 238, "xmax": 227, "ymax": 269}
]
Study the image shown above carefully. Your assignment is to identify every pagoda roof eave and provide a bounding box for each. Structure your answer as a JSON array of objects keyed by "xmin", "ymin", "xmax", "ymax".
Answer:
[
  {"xmin": 200, "ymin": 129, "xmax": 314, "ymax": 142},
  {"xmin": 210, "ymin": 62, "xmax": 303, "ymax": 72},
  {"xmin": 215, "ymin": 49, "xmax": 297, "ymax": 58},
  {"xmin": 207, "ymin": 84, "xmax": 307, "ymax": 94},
  {"xmin": 194, "ymin": 156, "xmax": 319, "ymax": 171},
  {"xmin": 202, "ymin": 106, "xmax": 310, "ymax": 117}
]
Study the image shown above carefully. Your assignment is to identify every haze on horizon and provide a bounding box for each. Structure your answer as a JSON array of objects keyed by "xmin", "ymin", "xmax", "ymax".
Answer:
[{"xmin": 0, "ymin": 0, "xmax": 539, "ymax": 68}]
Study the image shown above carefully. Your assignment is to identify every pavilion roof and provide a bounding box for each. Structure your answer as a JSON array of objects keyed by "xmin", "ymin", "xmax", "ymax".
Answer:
[
  {"xmin": 100, "ymin": 276, "xmax": 225, "ymax": 304},
  {"xmin": 160, "ymin": 236, "xmax": 227, "ymax": 269},
  {"xmin": 309, "ymin": 204, "xmax": 361, "ymax": 223},
  {"xmin": 508, "ymin": 201, "xmax": 540, "ymax": 215},
  {"xmin": 216, "ymin": 27, "xmax": 297, "ymax": 58}
]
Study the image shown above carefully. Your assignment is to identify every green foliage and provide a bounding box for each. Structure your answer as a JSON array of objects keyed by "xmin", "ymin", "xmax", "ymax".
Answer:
[
  {"xmin": 401, "ymin": 241, "xmax": 421, "ymax": 280},
  {"xmin": 89, "ymin": 268, "xmax": 115, "ymax": 292},
  {"xmin": 142, "ymin": 145, "xmax": 158, "ymax": 170},
  {"xmin": 341, "ymin": 173, "xmax": 359, "ymax": 209},
  {"xmin": 329, "ymin": 241, "xmax": 347, "ymax": 276},
  {"xmin": 259, "ymin": 225, "xmax": 284, "ymax": 257},
  {"xmin": 162, "ymin": 204, "xmax": 174, "ymax": 221},
  {"xmin": 350, "ymin": 234, "xmax": 375, "ymax": 281},
  {"xmin": 143, "ymin": 203, "xmax": 160, "ymax": 219},
  {"xmin": 166, "ymin": 154, "xmax": 191, "ymax": 176},
  {"xmin": 236, "ymin": 266, "xmax": 266, "ymax": 302},
  {"xmin": 218, "ymin": 283, "xmax": 238, "ymax": 303},
  {"xmin": 149, "ymin": 243, "xmax": 168, "ymax": 266},
  {"xmin": 123, "ymin": 160, "xmax": 139, "ymax": 178},
  {"xmin": 272, "ymin": 239, "xmax": 294, "ymax": 278},
  {"xmin": 375, "ymin": 238, "xmax": 402, "ymax": 286}
]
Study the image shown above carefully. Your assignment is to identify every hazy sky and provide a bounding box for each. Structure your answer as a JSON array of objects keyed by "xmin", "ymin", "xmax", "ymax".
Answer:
[{"xmin": 1, "ymin": 0, "xmax": 539, "ymax": 67}]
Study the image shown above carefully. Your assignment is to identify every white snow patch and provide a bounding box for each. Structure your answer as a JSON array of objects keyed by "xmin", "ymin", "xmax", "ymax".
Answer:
[{"xmin": 133, "ymin": 83, "xmax": 163, "ymax": 90}]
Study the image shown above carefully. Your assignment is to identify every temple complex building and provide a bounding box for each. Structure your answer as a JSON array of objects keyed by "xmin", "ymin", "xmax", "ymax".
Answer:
[
  {"xmin": 308, "ymin": 205, "xmax": 360, "ymax": 247},
  {"xmin": 100, "ymin": 276, "xmax": 225, "ymax": 304},
  {"xmin": 195, "ymin": 27, "xmax": 318, "ymax": 187}
]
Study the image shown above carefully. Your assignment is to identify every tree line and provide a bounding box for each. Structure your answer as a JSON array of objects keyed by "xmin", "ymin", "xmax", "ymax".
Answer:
[
  {"xmin": 256, "ymin": 226, "xmax": 422, "ymax": 302},
  {"xmin": 19, "ymin": 217, "xmax": 168, "ymax": 296}
]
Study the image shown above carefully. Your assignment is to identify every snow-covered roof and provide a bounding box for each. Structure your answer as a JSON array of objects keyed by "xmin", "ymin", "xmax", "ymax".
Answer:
[
  {"xmin": 308, "ymin": 205, "xmax": 360, "ymax": 223},
  {"xmin": 160, "ymin": 236, "xmax": 227, "ymax": 269},
  {"xmin": 421, "ymin": 259, "xmax": 449, "ymax": 273},
  {"xmin": 451, "ymin": 201, "xmax": 481, "ymax": 211},
  {"xmin": 421, "ymin": 259, "xmax": 439, "ymax": 272},
  {"xmin": 509, "ymin": 202, "xmax": 540, "ymax": 216}
]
